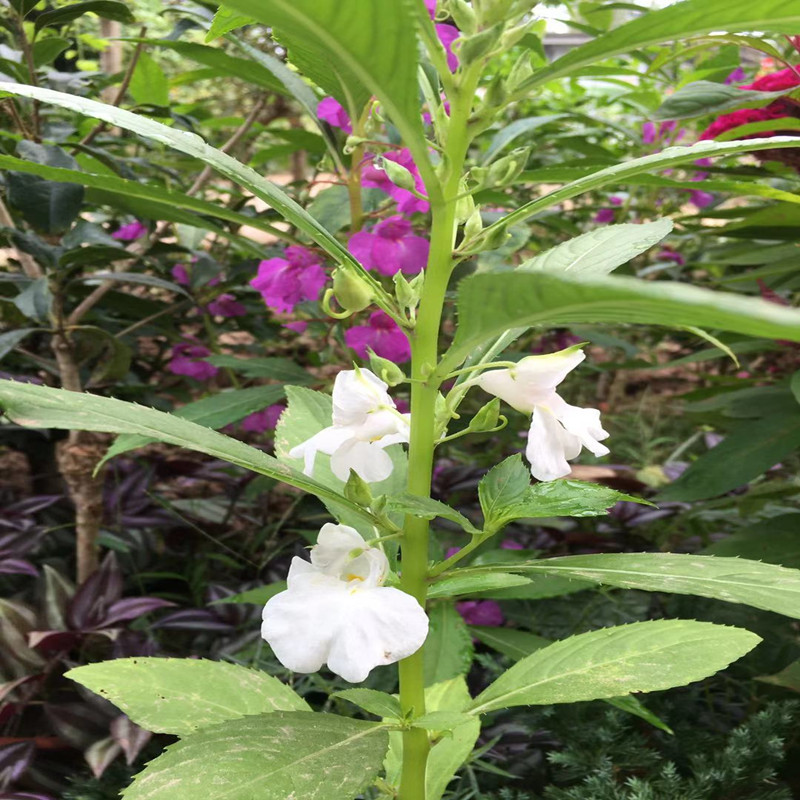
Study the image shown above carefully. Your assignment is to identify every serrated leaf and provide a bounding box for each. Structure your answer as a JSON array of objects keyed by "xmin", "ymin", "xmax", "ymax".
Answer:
[
  {"xmin": 519, "ymin": 220, "xmax": 672, "ymax": 278},
  {"xmin": 384, "ymin": 494, "xmax": 477, "ymax": 533},
  {"xmin": 122, "ymin": 711, "xmax": 388, "ymax": 800},
  {"xmin": 654, "ymin": 80, "xmax": 789, "ymax": 120},
  {"xmin": 428, "ymin": 572, "xmax": 532, "ymax": 599},
  {"xmin": 34, "ymin": 0, "xmax": 135, "ymax": 30},
  {"xmin": 424, "ymin": 603, "xmax": 474, "ymax": 687},
  {"xmin": 470, "ymin": 619, "xmax": 760, "ymax": 713},
  {"xmin": 67, "ymin": 658, "xmax": 308, "ymax": 735},
  {"xmin": 333, "ymin": 689, "xmax": 402, "ymax": 719},
  {"xmin": 478, "ymin": 456, "xmax": 530, "ymax": 524},
  {"xmin": 206, "ymin": 5, "xmax": 254, "ymax": 40},
  {"xmin": 0, "ymin": 381, "xmax": 374, "ymax": 527},
  {"xmin": 513, "ymin": 553, "xmax": 800, "ymax": 619}
]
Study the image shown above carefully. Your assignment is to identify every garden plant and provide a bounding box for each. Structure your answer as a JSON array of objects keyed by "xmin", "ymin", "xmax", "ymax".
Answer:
[{"xmin": 4, "ymin": 0, "xmax": 800, "ymax": 798}]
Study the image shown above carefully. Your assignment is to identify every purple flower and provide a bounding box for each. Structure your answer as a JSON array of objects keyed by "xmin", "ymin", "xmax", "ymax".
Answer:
[
  {"xmin": 362, "ymin": 149, "xmax": 429, "ymax": 214},
  {"xmin": 656, "ymin": 248, "xmax": 685, "ymax": 266},
  {"xmin": 112, "ymin": 220, "xmax": 148, "ymax": 241},
  {"xmin": 642, "ymin": 121, "xmax": 657, "ymax": 144},
  {"xmin": 456, "ymin": 600, "xmax": 504, "ymax": 627},
  {"xmin": 284, "ymin": 320, "xmax": 308, "ymax": 333},
  {"xmin": 250, "ymin": 245, "xmax": 327, "ymax": 313},
  {"xmin": 172, "ymin": 264, "xmax": 190, "ymax": 286},
  {"xmin": 689, "ymin": 189, "xmax": 714, "ymax": 208},
  {"xmin": 436, "ymin": 24, "xmax": 460, "ymax": 72},
  {"xmin": 242, "ymin": 404, "xmax": 285, "ymax": 433},
  {"xmin": 725, "ymin": 66, "xmax": 747, "ymax": 85},
  {"xmin": 206, "ymin": 293, "xmax": 247, "ymax": 318},
  {"xmin": 425, "ymin": 0, "xmax": 437, "ymax": 16},
  {"xmin": 348, "ymin": 216, "xmax": 429, "ymax": 276},
  {"xmin": 501, "ymin": 539, "xmax": 524, "ymax": 550},
  {"xmin": 168, "ymin": 341, "xmax": 218, "ymax": 381},
  {"xmin": 594, "ymin": 207, "xmax": 616, "ymax": 224},
  {"xmin": 345, "ymin": 310, "xmax": 411, "ymax": 363},
  {"xmin": 694, "ymin": 157, "xmax": 713, "ymax": 168},
  {"xmin": 317, "ymin": 97, "xmax": 352, "ymax": 133}
]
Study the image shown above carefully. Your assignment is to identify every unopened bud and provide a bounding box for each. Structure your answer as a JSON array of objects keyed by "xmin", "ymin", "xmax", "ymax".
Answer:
[
  {"xmin": 488, "ymin": 146, "xmax": 529, "ymax": 186},
  {"xmin": 394, "ymin": 271, "xmax": 423, "ymax": 311},
  {"xmin": 476, "ymin": 0, "xmax": 514, "ymax": 26},
  {"xmin": 500, "ymin": 19, "xmax": 535, "ymax": 50},
  {"xmin": 344, "ymin": 469, "xmax": 373, "ymax": 506},
  {"xmin": 506, "ymin": 52, "xmax": 533, "ymax": 92},
  {"xmin": 454, "ymin": 179, "xmax": 475, "ymax": 224},
  {"xmin": 458, "ymin": 23, "xmax": 503, "ymax": 65},
  {"xmin": 343, "ymin": 135, "xmax": 369, "ymax": 154},
  {"xmin": 447, "ymin": 0, "xmax": 477, "ymax": 34},
  {"xmin": 375, "ymin": 156, "xmax": 416, "ymax": 191},
  {"xmin": 466, "ymin": 397, "xmax": 501, "ymax": 433},
  {"xmin": 482, "ymin": 75, "xmax": 506, "ymax": 111},
  {"xmin": 463, "ymin": 206, "xmax": 483, "ymax": 241},
  {"xmin": 332, "ymin": 269, "xmax": 373, "ymax": 313},
  {"xmin": 368, "ymin": 350, "xmax": 406, "ymax": 386},
  {"xmin": 458, "ymin": 222, "xmax": 509, "ymax": 256}
]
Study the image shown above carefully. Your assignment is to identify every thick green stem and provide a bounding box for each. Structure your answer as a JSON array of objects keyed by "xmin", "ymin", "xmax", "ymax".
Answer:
[{"xmin": 397, "ymin": 67, "xmax": 479, "ymax": 800}]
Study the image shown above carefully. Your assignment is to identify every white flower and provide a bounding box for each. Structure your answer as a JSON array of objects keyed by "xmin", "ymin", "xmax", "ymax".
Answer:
[
  {"xmin": 261, "ymin": 524, "xmax": 428, "ymax": 683},
  {"xmin": 289, "ymin": 368, "xmax": 410, "ymax": 483},
  {"xmin": 475, "ymin": 347, "xmax": 610, "ymax": 481}
]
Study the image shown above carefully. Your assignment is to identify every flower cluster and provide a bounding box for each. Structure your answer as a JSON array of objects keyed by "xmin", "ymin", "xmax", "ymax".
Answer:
[
  {"xmin": 348, "ymin": 216, "xmax": 429, "ymax": 277},
  {"xmin": 362, "ymin": 148, "xmax": 430, "ymax": 215},
  {"xmin": 261, "ymin": 523, "xmax": 428, "ymax": 682},
  {"xmin": 475, "ymin": 347, "xmax": 610, "ymax": 481},
  {"xmin": 167, "ymin": 341, "xmax": 218, "ymax": 382},
  {"xmin": 345, "ymin": 310, "xmax": 411, "ymax": 363},
  {"xmin": 289, "ymin": 368, "xmax": 410, "ymax": 483},
  {"xmin": 250, "ymin": 245, "xmax": 327, "ymax": 314}
]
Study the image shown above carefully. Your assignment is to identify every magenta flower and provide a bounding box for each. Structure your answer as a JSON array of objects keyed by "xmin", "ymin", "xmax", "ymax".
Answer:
[
  {"xmin": 642, "ymin": 121, "xmax": 657, "ymax": 144},
  {"xmin": 725, "ymin": 66, "xmax": 747, "ymax": 85},
  {"xmin": 656, "ymin": 247, "xmax": 686, "ymax": 266},
  {"xmin": 242, "ymin": 404, "xmax": 285, "ymax": 433},
  {"xmin": 594, "ymin": 207, "xmax": 616, "ymax": 224},
  {"xmin": 171, "ymin": 264, "xmax": 190, "ymax": 286},
  {"xmin": 425, "ymin": 0, "xmax": 436, "ymax": 16},
  {"xmin": 456, "ymin": 600, "xmax": 504, "ymax": 627},
  {"xmin": 250, "ymin": 245, "xmax": 327, "ymax": 314},
  {"xmin": 345, "ymin": 310, "xmax": 411, "ymax": 363},
  {"xmin": 113, "ymin": 220, "xmax": 147, "ymax": 241},
  {"xmin": 317, "ymin": 97, "xmax": 352, "ymax": 133},
  {"xmin": 168, "ymin": 341, "xmax": 218, "ymax": 381},
  {"xmin": 206, "ymin": 293, "xmax": 247, "ymax": 318},
  {"xmin": 362, "ymin": 149, "xmax": 429, "ymax": 214},
  {"xmin": 689, "ymin": 189, "xmax": 714, "ymax": 209},
  {"xmin": 284, "ymin": 321, "xmax": 308, "ymax": 333},
  {"xmin": 348, "ymin": 216, "xmax": 429, "ymax": 276},
  {"xmin": 436, "ymin": 24, "xmax": 460, "ymax": 72}
]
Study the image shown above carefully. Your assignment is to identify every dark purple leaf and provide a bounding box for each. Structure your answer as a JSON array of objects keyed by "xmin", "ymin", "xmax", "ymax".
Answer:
[
  {"xmin": 0, "ymin": 742, "xmax": 35, "ymax": 784},
  {"xmin": 111, "ymin": 631, "xmax": 159, "ymax": 658},
  {"xmin": 110, "ymin": 716, "xmax": 151, "ymax": 765},
  {"xmin": 149, "ymin": 609, "xmax": 235, "ymax": 632},
  {"xmin": 0, "ymin": 792, "xmax": 57, "ymax": 800},
  {"xmin": 44, "ymin": 703, "xmax": 108, "ymax": 750},
  {"xmin": 0, "ymin": 560, "xmax": 37, "ymax": 577},
  {"xmin": 27, "ymin": 631, "xmax": 82, "ymax": 652},
  {"xmin": 101, "ymin": 597, "xmax": 175, "ymax": 627},
  {"xmin": 84, "ymin": 737, "xmax": 122, "ymax": 779},
  {"xmin": 67, "ymin": 553, "xmax": 123, "ymax": 630}
]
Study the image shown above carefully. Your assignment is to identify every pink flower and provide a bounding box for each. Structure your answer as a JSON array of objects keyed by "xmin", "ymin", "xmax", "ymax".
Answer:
[
  {"xmin": 172, "ymin": 264, "xmax": 190, "ymax": 286},
  {"xmin": 689, "ymin": 189, "xmax": 714, "ymax": 208},
  {"xmin": 250, "ymin": 245, "xmax": 327, "ymax": 314},
  {"xmin": 656, "ymin": 247, "xmax": 685, "ymax": 266},
  {"xmin": 501, "ymin": 539, "xmax": 523, "ymax": 550},
  {"xmin": 345, "ymin": 310, "xmax": 411, "ymax": 363},
  {"xmin": 317, "ymin": 97, "xmax": 352, "ymax": 133},
  {"xmin": 642, "ymin": 121, "xmax": 657, "ymax": 144},
  {"xmin": 456, "ymin": 600, "xmax": 504, "ymax": 627},
  {"xmin": 725, "ymin": 66, "xmax": 747, "ymax": 85},
  {"xmin": 594, "ymin": 208, "xmax": 616, "ymax": 224},
  {"xmin": 348, "ymin": 216, "xmax": 429, "ymax": 276},
  {"xmin": 206, "ymin": 293, "xmax": 247, "ymax": 318},
  {"xmin": 436, "ymin": 24, "xmax": 460, "ymax": 72},
  {"xmin": 362, "ymin": 149, "xmax": 429, "ymax": 214},
  {"xmin": 168, "ymin": 341, "xmax": 218, "ymax": 381},
  {"xmin": 284, "ymin": 321, "xmax": 308, "ymax": 333},
  {"xmin": 241, "ymin": 404, "xmax": 285, "ymax": 433},
  {"xmin": 425, "ymin": 0, "xmax": 436, "ymax": 16},
  {"xmin": 113, "ymin": 220, "xmax": 147, "ymax": 241}
]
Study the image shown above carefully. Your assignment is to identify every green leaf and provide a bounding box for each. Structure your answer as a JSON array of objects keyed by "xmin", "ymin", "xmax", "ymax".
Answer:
[
  {"xmin": 477, "ymin": 574, "xmax": 593, "ymax": 600},
  {"xmin": 424, "ymin": 602, "xmax": 474, "ymax": 687},
  {"xmin": 66, "ymin": 658, "xmax": 308, "ymax": 735},
  {"xmin": 220, "ymin": 0, "xmax": 426, "ymax": 162},
  {"xmin": 479, "ymin": 137, "xmax": 800, "ymax": 239},
  {"xmin": 478, "ymin": 456, "xmax": 530, "ymax": 524},
  {"xmin": 384, "ymin": 493, "xmax": 477, "ymax": 534},
  {"xmin": 333, "ymin": 689, "xmax": 402, "ymax": 719},
  {"xmin": 520, "ymin": 0, "xmax": 800, "ymax": 92},
  {"xmin": 428, "ymin": 572, "xmax": 532, "ymax": 599},
  {"xmin": 703, "ymin": 514, "xmax": 800, "ymax": 567},
  {"xmin": 411, "ymin": 711, "xmax": 473, "ymax": 732},
  {"xmin": 101, "ymin": 384, "xmax": 287, "ymax": 464},
  {"xmin": 206, "ymin": 5, "xmax": 254, "ymax": 39},
  {"xmin": 519, "ymin": 220, "xmax": 672, "ymax": 278},
  {"xmin": 441, "ymin": 270, "xmax": 800, "ymax": 374},
  {"xmin": 0, "ymin": 83, "xmax": 378, "ymax": 286},
  {"xmin": 31, "ymin": 37, "xmax": 71, "ymax": 68},
  {"xmin": 658, "ymin": 411, "xmax": 800, "ymax": 501},
  {"xmin": 34, "ymin": 0, "xmax": 135, "ymax": 30},
  {"xmin": 513, "ymin": 552, "xmax": 800, "ymax": 620},
  {"xmin": 0, "ymin": 380, "xmax": 375, "ymax": 528},
  {"xmin": 654, "ymin": 80, "xmax": 790, "ymax": 120},
  {"xmin": 470, "ymin": 626, "xmax": 549, "ymax": 660},
  {"xmin": 791, "ymin": 370, "xmax": 800, "ymax": 405},
  {"xmin": 77, "ymin": 271, "xmax": 189, "ymax": 297},
  {"xmin": 12, "ymin": 278, "xmax": 52, "ymax": 322},
  {"xmin": 483, "ymin": 115, "xmax": 565, "ymax": 164},
  {"xmin": 206, "ymin": 355, "xmax": 314, "ymax": 384},
  {"xmin": 0, "ymin": 328, "xmax": 39, "ymax": 361},
  {"xmin": 121, "ymin": 711, "xmax": 389, "ymax": 800},
  {"xmin": 469, "ymin": 619, "xmax": 760, "ymax": 714},
  {"xmin": 128, "ymin": 51, "xmax": 169, "ymax": 107},
  {"xmin": 757, "ymin": 659, "xmax": 800, "ymax": 692},
  {"xmin": 0, "ymin": 153, "xmax": 288, "ymax": 249}
]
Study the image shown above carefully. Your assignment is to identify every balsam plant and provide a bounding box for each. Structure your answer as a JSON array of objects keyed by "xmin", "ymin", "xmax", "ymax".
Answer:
[{"xmin": 5, "ymin": 1, "xmax": 800, "ymax": 798}]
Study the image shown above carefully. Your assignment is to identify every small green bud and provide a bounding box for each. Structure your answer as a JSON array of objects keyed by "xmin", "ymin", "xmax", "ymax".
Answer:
[
  {"xmin": 371, "ymin": 494, "xmax": 388, "ymax": 515},
  {"xmin": 481, "ymin": 75, "xmax": 506, "ymax": 111},
  {"xmin": 375, "ymin": 155, "xmax": 416, "ymax": 191},
  {"xmin": 458, "ymin": 222, "xmax": 509, "ymax": 256},
  {"xmin": 506, "ymin": 52, "xmax": 533, "ymax": 92},
  {"xmin": 394, "ymin": 271, "xmax": 423, "ymax": 311},
  {"xmin": 475, "ymin": 0, "xmax": 514, "ymax": 27},
  {"xmin": 500, "ymin": 19, "xmax": 534, "ymax": 50},
  {"xmin": 454, "ymin": 179, "xmax": 475, "ymax": 224},
  {"xmin": 343, "ymin": 135, "xmax": 369, "ymax": 154},
  {"xmin": 344, "ymin": 469, "xmax": 373, "ymax": 506},
  {"xmin": 332, "ymin": 269, "xmax": 373, "ymax": 313},
  {"xmin": 466, "ymin": 397, "xmax": 501, "ymax": 433},
  {"xmin": 487, "ymin": 146, "xmax": 530, "ymax": 187},
  {"xmin": 458, "ymin": 23, "xmax": 503, "ymax": 65},
  {"xmin": 368, "ymin": 349, "xmax": 406, "ymax": 387},
  {"xmin": 447, "ymin": 0, "xmax": 477, "ymax": 34},
  {"xmin": 463, "ymin": 206, "xmax": 483, "ymax": 241}
]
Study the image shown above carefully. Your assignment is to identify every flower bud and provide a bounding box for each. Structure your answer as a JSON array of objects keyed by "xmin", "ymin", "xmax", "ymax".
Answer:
[
  {"xmin": 454, "ymin": 179, "xmax": 475, "ymax": 224},
  {"xmin": 343, "ymin": 135, "xmax": 369, "ymax": 154},
  {"xmin": 463, "ymin": 206, "xmax": 483, "ymax": 241},
  {"xmin": 458, "ymin": 223, "xmax": 509, "ymax": 256},
  {"xmin": 489, "ymin": 146, "xmax": 530, "ymax": 187},
  {"xmin": 506, "ymin": 52, "xmax": 534, "ymax": 92},
  {"xmin": 447, "ymin": 0, "xmax": 477, "ymax": 34},
  {"xmin": 466, "ymin": 397, "xmax": 501, "ymax": 433},
  {"xmin": 368, "ymin": 350, "xmax": 406, "ymax": 387},
  {"xmin": 344, "ymin": 469, "xmax": 374, "ymax": 506},
  {"xmin": 458, "ymin": 23, "xmax": 503, "ymax": 65},
  {"xmin": 475, "ymin": 0, "xmax": 514, "ymax": 27},
  {"xmin": 375, "ymin": 155, "xmax": 417, "ymax": 191},
  {"xmin": 393, "ymin": 271, "xmax": 423, "ymax": 311},
  {"xmin": 332, "ymin": 269, "xmax": 373, "ymax": 313}
]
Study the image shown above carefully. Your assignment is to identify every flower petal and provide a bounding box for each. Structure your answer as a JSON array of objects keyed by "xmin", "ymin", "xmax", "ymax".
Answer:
[
  {"xmin": 289, "ymin": 425, "xmax": 351, "ymax": 476},
  {"xmin": 311, "ymin": 524, "xmax": 367, "ymax": 577},
  {"xmin": 525, "ymin": 407, "xmax": 579, "ymax": 481},
  {"xmin": 549, "ymin": 396, "xmax": 610, "ymax": 457},
  {"xmin": 330, "ymin": 439, "xmax": 395, "ymax": 482}
]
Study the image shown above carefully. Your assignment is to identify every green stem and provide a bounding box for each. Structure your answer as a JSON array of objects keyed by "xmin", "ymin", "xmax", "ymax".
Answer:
[{"xmin": 397, "ymin": 64, "xmax": 480, "ymax": 800}]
